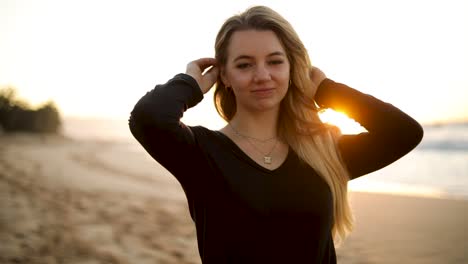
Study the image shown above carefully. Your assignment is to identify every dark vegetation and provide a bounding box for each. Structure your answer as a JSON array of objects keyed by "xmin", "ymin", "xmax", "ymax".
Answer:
[{"xmin": 0, "ymin": 87, "xmax": 61, "ymax": 133}]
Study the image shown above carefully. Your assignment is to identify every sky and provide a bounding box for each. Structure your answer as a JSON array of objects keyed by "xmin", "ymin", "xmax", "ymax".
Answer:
[{"xmin": 1, "ymin": 0, "xmax": 467, "ymax": 129}]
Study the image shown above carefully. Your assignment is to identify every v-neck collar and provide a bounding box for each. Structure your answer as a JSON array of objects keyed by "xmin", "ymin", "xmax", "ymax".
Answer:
[{"xmin": 214, "ymin": 130, "xmax": 292, "ymax": 174}]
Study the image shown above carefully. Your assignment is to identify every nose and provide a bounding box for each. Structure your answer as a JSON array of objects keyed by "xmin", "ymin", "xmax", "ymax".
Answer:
[{"xmin": 253, "ymin": 64, "xmax": 271, "ymax": 82}]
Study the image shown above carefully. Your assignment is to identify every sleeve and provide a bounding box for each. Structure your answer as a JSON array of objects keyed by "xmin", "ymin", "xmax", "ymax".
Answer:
[
  {"xmin": 315, "ymin": 78, "xmax": 424, "ymax": 179},
  {"xmin": 128, "ymin": 73, "xmax": 206, "ymax": 191}
]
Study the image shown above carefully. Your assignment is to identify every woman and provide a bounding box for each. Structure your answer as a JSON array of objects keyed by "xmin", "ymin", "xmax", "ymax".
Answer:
[{"xmin": 129, "ymin": 5, "xmax": 423, "ymax": 263}]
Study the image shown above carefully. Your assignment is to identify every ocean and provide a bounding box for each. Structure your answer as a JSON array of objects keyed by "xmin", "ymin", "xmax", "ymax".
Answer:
[{"xmin": 62, "ymin": 117, "xmax": 468, "ymax": 201}]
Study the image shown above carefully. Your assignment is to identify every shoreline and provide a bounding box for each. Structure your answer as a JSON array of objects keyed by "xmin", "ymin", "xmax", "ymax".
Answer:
[{"xmin": 4, "ymin": 132, "xmax": 467, "ymax": 202}]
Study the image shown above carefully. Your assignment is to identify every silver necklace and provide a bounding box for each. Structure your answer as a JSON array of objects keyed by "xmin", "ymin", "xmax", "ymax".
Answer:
[
  {"xmin": 229, "ymin": 124, "xmax": 279, "ymax": 164},
  {"xmin": 229, "ymin": 123, "xmax": 277, "ymax": 143}
]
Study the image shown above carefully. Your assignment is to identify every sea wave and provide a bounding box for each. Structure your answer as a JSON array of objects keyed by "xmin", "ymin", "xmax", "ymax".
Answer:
[
  {"xmin": 419, "ymin": 123, "xmax": 468, "ymax": 152},
  {"xmin": 418, "ymin": 140, "xmax": 468, "ymax": 151}
]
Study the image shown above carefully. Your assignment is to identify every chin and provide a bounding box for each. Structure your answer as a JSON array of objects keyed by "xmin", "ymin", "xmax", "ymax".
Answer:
[{"xmin": 252, "ymin": 100, "xmax": 282, "ymax": 112}]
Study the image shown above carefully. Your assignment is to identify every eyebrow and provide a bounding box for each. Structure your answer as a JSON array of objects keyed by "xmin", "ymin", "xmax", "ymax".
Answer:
[{"xmin": 233, "ymin": 51, "xmax": 286, "ymax": 62}]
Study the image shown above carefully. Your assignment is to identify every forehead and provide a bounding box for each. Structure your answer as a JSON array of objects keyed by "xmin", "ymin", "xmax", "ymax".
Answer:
[{"xmin": 227, "ymin": 29, "xmax": 286, "ymax": 60}]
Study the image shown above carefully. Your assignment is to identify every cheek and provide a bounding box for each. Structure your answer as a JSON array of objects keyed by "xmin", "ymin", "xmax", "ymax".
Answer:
[
  {"xmin": 274, "ymin": 69, "xmax": 290, "ymax": 85},
  {"xmin": 271, "ymin": 63, "xmax": 290, "ymax": 78},
  {"xmin": 229, "ymin": 72, "xmax": 251, "ymax": 89}
]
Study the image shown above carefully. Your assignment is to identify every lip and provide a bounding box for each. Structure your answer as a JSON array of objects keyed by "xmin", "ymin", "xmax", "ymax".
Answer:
[
  {"xmin": 251, "ymin": 88, "xmax": 275, "ymax": 98},
  {"xmin": 252, "ymin": 88, "xmax": 275, "ymax": 93}
]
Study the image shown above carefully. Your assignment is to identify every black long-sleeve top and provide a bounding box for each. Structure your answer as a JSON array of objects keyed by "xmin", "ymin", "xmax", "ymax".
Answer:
[{"xmin": 129, "ymin": 74, "xmax": 423, "ymax": 263}]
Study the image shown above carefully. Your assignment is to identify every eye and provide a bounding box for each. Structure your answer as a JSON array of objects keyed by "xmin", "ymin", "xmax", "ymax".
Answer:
[
  {"xmin": 236, "ymin": 63, "xmax": 251, "ymax": 69},
  {"xmin": 269, "ymin": 60, "xmax": 284, "ymax": 65}
]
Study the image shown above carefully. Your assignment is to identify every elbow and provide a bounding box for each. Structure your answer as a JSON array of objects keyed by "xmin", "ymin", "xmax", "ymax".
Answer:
[
  {"xmin": 128, "ymin": 110, "xmax": 144, "ymax": 142},
  {"xmin": 128, "ymin": 102, "xmax": 180, "ymax": 142},
  {"xmin": 128, "ymin": 99, "xmax": 155, "ymax": 142},
  {"xmin": 413, "ymin": 121, "xmax": 424, "ymax": 145},
  {"xmin": 401, "ymin": 119, "xmax": 424, "ymax": 153}
]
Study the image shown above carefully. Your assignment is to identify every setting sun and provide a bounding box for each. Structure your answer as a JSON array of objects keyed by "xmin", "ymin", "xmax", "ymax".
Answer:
[{"xmin": 318, "ymin": 109, "xmax": 366, "ymax": 135}]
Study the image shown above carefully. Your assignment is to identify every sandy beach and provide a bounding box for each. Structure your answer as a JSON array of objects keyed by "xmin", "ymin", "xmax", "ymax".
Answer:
[{"xmin": 1, "ymin": 133, "xmax": 467, "ymax": 264}]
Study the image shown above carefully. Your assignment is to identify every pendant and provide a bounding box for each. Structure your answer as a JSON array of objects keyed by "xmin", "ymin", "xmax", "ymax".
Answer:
[{"xmin": 264, "ymin": 156, "xmax": 272, "ymax": 164}]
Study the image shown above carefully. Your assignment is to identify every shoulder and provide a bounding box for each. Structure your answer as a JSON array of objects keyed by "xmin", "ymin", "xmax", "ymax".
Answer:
[
  {"xmin": 189, "ymin": 125, "xmax": 225, "ymax": 143},
  {"xmin": 190, "ymin": 125, "xmax": 216, "ymax": 135},
  {"xmin": 188, "ymin": 126, "xmax": 234, "ymax": 164}
]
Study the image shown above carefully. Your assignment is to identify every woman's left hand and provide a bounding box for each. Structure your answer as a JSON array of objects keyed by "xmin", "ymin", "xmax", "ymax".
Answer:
[{"xmin": 310, "ymin": 66, "xmax": 327, "ymax": 88}]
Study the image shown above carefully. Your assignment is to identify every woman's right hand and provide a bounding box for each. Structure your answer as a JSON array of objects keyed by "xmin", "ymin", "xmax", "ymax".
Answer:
[{"xmin": 186, "ymin": 58, "xmax": 219, "ymax": 94}]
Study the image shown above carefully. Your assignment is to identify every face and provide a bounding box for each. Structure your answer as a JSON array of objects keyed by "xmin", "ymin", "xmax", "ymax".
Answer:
[{"xmin": 221, "ymin": 29, "xmax": 290, "ymax": 114}]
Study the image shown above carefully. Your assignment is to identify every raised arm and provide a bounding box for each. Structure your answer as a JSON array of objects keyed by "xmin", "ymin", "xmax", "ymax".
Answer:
[
  {"xmin": 128, "ymin": 74, "xmax": 204, "ymax": 186},
  {"xmin": 128, "ymin": 58, "xmax": 219, "ymax": 189},
  {"xmin": 314, "ymin": 78, "xmax": 424, "ymax": 179}
]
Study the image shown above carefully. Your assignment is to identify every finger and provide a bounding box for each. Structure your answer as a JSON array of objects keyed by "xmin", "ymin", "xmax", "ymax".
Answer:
[
  {"xmin": 310, "ymin": 66, "xmax": 318, "ymax": 77},
  {"xmin": 203, "ymin": 66, "xmax": 219, "ymax": 84},
  {"xmin": 198, "ymin": 67, "xmax": 219, "ymax": 94},
  {"xmin": 194, "ymin": 57, "xmax": 217, "ymax": 71}
]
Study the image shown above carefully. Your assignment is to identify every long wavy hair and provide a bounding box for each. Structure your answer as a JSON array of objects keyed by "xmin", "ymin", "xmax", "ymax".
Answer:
[{"xmin": 213, "ymin": 6, "xmax": 354, "ymax": 246}]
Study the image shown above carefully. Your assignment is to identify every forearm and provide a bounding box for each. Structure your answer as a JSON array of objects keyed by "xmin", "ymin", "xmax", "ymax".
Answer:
[
  {"xmin": 128, "ymin": 73, "xmax": 206, "ymax": 188},
  {"xmin": 315, "ymin": 78, "xmax": 424, "ymax": 178},
  {"xmin": 129, "ymin": 73, "xmax": 203, "ymax": 134},
  {"xmin": 315, "ymin": 78, "xmax": 423, "ymax": 138}
]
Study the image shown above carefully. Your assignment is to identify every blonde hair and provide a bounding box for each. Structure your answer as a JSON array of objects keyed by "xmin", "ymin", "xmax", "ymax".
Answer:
[{"xmin": 214, "ymin": 6, "xmax": 354, "ymax": 246}]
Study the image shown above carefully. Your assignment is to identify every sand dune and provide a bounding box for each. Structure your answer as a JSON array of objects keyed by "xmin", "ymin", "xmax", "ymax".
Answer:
[{"xmin": 1, "ymin": 134, "xmax": 467, "ymax": 263}]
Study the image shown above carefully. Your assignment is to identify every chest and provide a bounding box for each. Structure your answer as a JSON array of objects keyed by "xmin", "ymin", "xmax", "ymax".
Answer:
[{"xmin": 206, "ymin": 142, "xmax": 334, "ymax": 221}]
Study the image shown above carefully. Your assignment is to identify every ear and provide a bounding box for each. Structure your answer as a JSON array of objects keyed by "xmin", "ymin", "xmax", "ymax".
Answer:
[{"xmin": 220, "ymin": 67, "xmax": 231, "ymax": 87}]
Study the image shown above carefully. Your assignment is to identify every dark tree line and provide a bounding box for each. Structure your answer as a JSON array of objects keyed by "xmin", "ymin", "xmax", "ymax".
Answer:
[{"xmin": 0, "ymin": 87, "xmax": 61, "ymax": 133}]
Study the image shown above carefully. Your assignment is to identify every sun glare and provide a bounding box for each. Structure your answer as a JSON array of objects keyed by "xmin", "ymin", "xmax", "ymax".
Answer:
[{"xmin": 318, "ymin": 109, "xmax": 366, "ymax": 135}]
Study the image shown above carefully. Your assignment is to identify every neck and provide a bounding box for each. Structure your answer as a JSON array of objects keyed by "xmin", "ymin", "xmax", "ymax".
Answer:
[{"xmin": 229, "ymin": 107, "xmax": 280, "ymax": 140}]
